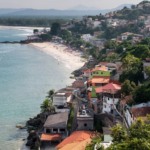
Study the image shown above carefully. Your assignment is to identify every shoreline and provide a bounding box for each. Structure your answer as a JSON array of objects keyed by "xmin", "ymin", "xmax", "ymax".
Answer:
[
  {"xmin": 0, "ymin": 25, "xmax": 45, "ymax": 31},
  {"xmin": 29, "ymin": 42, "xmax": 86, "ymax": 71}
]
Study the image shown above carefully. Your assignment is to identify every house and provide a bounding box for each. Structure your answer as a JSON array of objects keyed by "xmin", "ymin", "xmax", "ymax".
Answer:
[
  {"xmin": 119, "ymin": 32, "xmax": 143, "ymax": 42},
  {"xmin": 89, "ymin": 38, "xmax": 106, "ymax": 49},
  {"xmin": 53, "ymin": 92, "xmax": 72, "ymax": 107},
  {"xmin": 77, "ymin": 109, "xmax": 94, "ymax": 130},
  {"xmin": 130, "ymin": 106, "xmax": 150, "ymax": 121},
  {"xmin": 56, "ymin": 131, "xmax": 95, "ymax": 150},
  {"xmin": 82, "ymin": 69, "xmax": 91, "ymax": 78},
  {"xmin": 53, "ymin": 87, "xmax": 74, "ymax": 107},
  {"xmin": 124, "ymin": 106, "xmax": 150, "ymax": 127},
  {"xmin": 92, "ymin": 20, "xmax": 101, "ymax": 29},
  {"xmin": 91, "ymin": 66, "xmax": 110, "ymax": 78},
  {"xmin": 98, "ymin": 62, "xmax": 118, "ymax": 72},
  {"xmin": 43, "ymin": 112, "xmax": 68, "ymax": 137},
  {"xmin": 27, "ymin": 35, "xmax": 41, "ymax": 41},
  {"xmin": 102, "ymin": 127, "xmax": 112, "ymax": 143},
  {"xmin": 81, "ymin": 34, "xmax": 93, "ymax": 42},
  {"xmin": 120, "ymin": 32, "xmax": 134, "ymax": 41},
  {"xmin": 87, "ymin": 66, "xmax": 110, "ymax": 87},
  {"xmin": 100, "ymin": 127, "xmax": 112, "ymax": 149},
  {"xmin": 88, "ymin": 77, "xmax": 110, "ymax": 87},
  {"xmin": 72, "ymin": 80, "xmax": 85, "ymax": 89},
  {"xmin": 95, "ymin": 83, "xmax": 121, "ymax": 114}
]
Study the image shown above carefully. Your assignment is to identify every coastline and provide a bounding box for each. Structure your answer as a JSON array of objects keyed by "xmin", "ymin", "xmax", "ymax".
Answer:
[
  {"xmin": 29, "ymin": 42, "xmax": 86, "ymax": 71},
  {"xmin": 21, "ymin": 42, "xmax": 86, "ymax": 150},
  {"xmin": 0, "ymin": 25, "xmax": 44, "ymax": 31}
]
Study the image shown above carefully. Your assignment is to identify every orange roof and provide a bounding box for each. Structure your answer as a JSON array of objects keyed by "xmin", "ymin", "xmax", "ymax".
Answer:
[
  {"xmin": 59, "ymin": 138, "xmax": 92, "ymax": 150},
  {"xmin": 56, "ymin": 131, "xmax": 94, "ymax": 149},
  {"xmin": 92, "ymin": 66, "xmax": 108, "ymax": 72},
  {"xmin": 95, "ymin": 87, "xmax": 103, "ymax": 93},
  {"xmin": 40, "ymin": 133, "xmax": 61, "ymax": 141},
  {"xmin": 95, "ymin": 83, "xmax": 121, "ymax": 93},
  {"xmin": 89, "ymin": 77, "xmax": 110, "ymax": 84}
]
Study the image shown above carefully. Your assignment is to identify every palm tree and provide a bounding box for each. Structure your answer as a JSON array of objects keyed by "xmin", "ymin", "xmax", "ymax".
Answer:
[
  {"xmin": 46, "ymin": 89, "xmax": 55, "ymax": 100},
  {"xmin": 40, "ymin": 98, "xmax": 55, "ymax": 113}
]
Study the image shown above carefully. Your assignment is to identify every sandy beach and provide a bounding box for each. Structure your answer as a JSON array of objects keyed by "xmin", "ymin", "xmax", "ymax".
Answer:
[{"xmin": 29, "ymin": 42, "xmax": 85, "ymax": 71}]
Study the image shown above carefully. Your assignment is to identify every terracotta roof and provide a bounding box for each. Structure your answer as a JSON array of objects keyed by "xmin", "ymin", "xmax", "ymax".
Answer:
[
  {"xmin": 95, "ymin": 83, "xmax": 121, "ymax": 93},
  {"xmin": 95, "ymin": 87, "xmax": 103, "ymax": 93},
  {"xmin": 72, "ymin": 80, "xmax": 84, "ymax": 88},
  {"xmin": 56, "ymin": 131, "xmax": 94, "ymax": 149},
  {"xmin": 89, "ymin": 77, "xmax": 110, "ymax": 84},
  {"xmin": 44, "ymin": 112, "xmax": 68, "ymax": 128},
  {"xmin": 92, "ymin": 66, "xmax": 108, "ymax": 72},
  {"xmin": 59, "ymin": 138, "xmax": 91, "ymax": 150},
  {"xmin": 131, "ymin": 107, "xmax": 150, "ymax": 118},
  {"xmin": 40, "ymin": 133, "xmax": 61, "ymax": 141}
]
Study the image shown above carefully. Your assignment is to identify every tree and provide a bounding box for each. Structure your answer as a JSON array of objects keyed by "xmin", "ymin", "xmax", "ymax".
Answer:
[
  {"xmin": 86, "ymin": 134, "xmax": 104, "ymax": 150},
  {"xmin": 107, "ymin": 118, "xmax": 150, "ymax": 150},
  {"xmin": 50, "ymin": 22, "xmax": 61, "ymax": 35},
  {"xmin": 40, "ymin": 98, "xmax": 55, "ymax": 113},
  {"xmin": 133, "ymin": 83, "xmax": 150, "ymax": 103},
  {"xmin": 47, "ymin": 89, "xmax": 55, "ymax": 100},
  {"xmin": 39, "ymin": 34, "xmax": 52, "ymax": 41},
  {"xmin": 104, "ymin": 40, "xmax": 117, "ymax": 50},
  {"xmin": 144, "ymin": 66, "xmax": 150, "ymax": 78},
  {"xmin": 120, "ymin": 54, "xmax": 144, "ymax": 83},
  {"xmin": 33, "ymin": 29, "xmax": 39, "ymax": 34},
  {"xmin": 60, "ymin": 29, "xmax": 72, "ymax": 43},
  {"xmin": 130, "ymin": 45, "xmax": 150, "ymax": 59},
  {"xmin": 111, "ymin": 124, "xmax": 127, "ymax": 143},
  {"xmin": 121, "ymin": 80, "xmax": 136, "ymax": 96}
]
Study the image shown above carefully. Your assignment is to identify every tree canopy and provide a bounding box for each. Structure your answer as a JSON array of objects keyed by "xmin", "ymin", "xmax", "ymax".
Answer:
[
  {"xmin": 107, "ymin": 118, "xmax": 150, "ymax": 150},
  {"xmin": 50, "ymin": 22, "xmax": 61, "ymax": 35}
]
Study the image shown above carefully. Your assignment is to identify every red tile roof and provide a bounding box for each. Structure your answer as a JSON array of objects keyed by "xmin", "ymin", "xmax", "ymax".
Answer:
[
  {"xmin": 56, "ymin": 131, "xmax": 94, "ymax": 149},
  {"xmin": 95, "ymin": 83, "xmax": 121, "ymax": 93},
  {"xmin": 131, "ymin": 107, "xmax": 150, "ymax": 118}
]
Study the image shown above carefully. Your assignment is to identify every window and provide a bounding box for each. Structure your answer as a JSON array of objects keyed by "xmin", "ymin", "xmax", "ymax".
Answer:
[
  {"xmin": 84, "ymin": 123, "xmax": 87, "ymax": 127},
  {"xmin": 53, "ymin": 129, "xmax": 58, "ymax": 133},
  {"xmin": 60, "ymin": 129, "xmax": 65, "ymax": 133},
  {"xmin": 46, "ymin": 129, "xmax": 51, "ymax": 133}
]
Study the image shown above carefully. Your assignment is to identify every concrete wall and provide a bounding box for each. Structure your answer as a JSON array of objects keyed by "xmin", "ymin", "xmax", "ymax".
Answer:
[{"xmin": 77, "ymin": 119, "xmax": 93, "ymax": 130}]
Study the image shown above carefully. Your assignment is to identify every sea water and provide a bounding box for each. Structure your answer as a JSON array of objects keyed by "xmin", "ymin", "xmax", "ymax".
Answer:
[{"xmin": 0, "ymin": 28, "xmax": 74, "ymax": 150}]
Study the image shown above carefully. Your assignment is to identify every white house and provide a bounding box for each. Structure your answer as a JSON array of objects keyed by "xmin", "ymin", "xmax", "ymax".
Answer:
[
  {"xmin": 53, "ymin": 93, "xmax": 72, "ymax": 107},
  {"xmin": 92, "ymin": 20, "xmax": 101, "ymax": 28},
  {"xmin": 102, "ymin": 95, "xmax": 119, "ymax": 114},
  {"xmin": 81, "ymin": 34, "xmax": 93, "ymax": 42}
]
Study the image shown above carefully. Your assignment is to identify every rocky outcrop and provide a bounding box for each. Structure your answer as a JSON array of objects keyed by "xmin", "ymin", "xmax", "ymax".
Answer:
[{"xmin": 26, "ymin": 130, "xmax": 40, "ymax": 149}]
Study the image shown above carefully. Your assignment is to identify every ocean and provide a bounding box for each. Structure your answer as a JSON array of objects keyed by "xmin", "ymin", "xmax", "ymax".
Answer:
[{"xmin": 0, "ymin": 27, "xmax": 74, "ymax": 150}]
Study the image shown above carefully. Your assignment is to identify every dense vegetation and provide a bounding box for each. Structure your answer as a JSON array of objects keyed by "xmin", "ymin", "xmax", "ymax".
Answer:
[
  {"xmin": 0, "ymin": 16, "xmax": 72, "ymax": 27},
  {"xmin": 107, "ymin": 117, "xmax": 150, "ymax": 150}
]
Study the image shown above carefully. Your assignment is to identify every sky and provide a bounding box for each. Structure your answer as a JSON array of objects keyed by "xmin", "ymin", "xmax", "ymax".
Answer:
[{"xmin": 0, "ymin": 0, "xmax": 147, "ymax": 10}]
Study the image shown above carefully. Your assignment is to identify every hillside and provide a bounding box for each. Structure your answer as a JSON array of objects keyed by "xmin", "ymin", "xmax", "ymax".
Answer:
[{"xmin": 0, "ymin": 4, "xmax": 132, "ymax": 17}]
